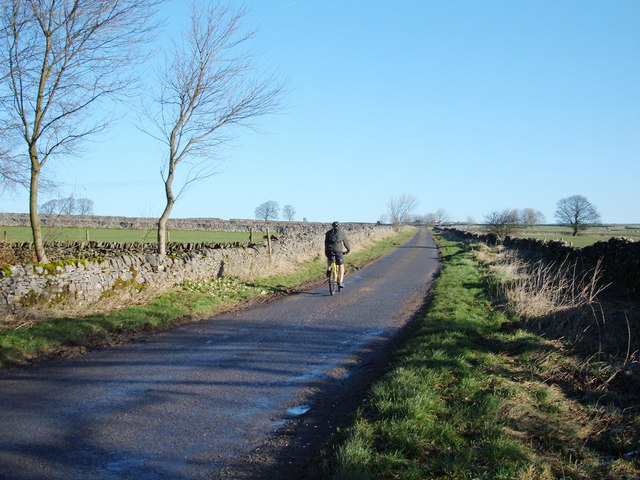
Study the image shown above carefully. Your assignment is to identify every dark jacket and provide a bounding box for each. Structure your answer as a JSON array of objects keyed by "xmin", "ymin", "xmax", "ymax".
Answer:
[{"xmin": 325, "ymin": 227, "xmax": 351, "ymax": 254}]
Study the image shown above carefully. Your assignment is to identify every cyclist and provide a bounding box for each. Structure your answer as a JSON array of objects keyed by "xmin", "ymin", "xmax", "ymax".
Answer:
[{"xmin": 325, "ymin": 221, "xmax": 351, "ymax": 288}]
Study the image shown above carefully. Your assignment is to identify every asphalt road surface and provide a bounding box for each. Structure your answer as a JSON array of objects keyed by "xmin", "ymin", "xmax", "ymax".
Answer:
[{"xmin": 0, "ymin": 229, "xmax": 439, "ymax": 479}]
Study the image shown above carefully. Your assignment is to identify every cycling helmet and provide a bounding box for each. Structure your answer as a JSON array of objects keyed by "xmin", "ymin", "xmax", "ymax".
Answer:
[{"xmin": 332, "ymin": 221, "xmax": 339, "ymax": 228}]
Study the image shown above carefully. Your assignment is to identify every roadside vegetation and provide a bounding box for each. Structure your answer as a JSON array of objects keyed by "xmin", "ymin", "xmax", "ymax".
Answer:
[
  {"xmin": 322, "ymin": 231, "xmax": 639, "ymax": 479},
  {"xmin": 0, "ymin": 229, "xmax": 415, "ymax": 368}
]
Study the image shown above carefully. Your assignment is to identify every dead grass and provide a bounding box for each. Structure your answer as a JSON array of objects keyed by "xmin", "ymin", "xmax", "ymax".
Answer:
[
  {"xmin": 0, "ymin": 243, "xmax": 18, "ymax": 270},
  {"xmin": 471, "ymin": 242, "xmax": 640, "ymax": 470},
  {"xmin": 483, "ymin": 251, "xmax": 606, "ymax": 321},
  {"xmin": 475, "ymin": 245, "xmax": 639, "ymax": 358},
  {"xmin": 0, "ymin": 281, "xmax": 170, "ymax": 331}
]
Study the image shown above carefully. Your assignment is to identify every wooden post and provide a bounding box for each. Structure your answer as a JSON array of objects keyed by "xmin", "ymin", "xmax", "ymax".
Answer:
[
  {"xmin": 86, "ymin": 230, "xmax": 89, "ymax": 242},
  {"xmin": 250, "ymin": 227, "xmax": 253, "ymax": 243},
  {"xmin": 3, "ymin": 231, "xmax": 6, "ymax": 243},
  {"xmin": 266, "ymin": 228, "xmax": 272, "ymax": 258},
  {"xmin": 167, "ymin": 231, "xmax": 171, "ymax": 242}
]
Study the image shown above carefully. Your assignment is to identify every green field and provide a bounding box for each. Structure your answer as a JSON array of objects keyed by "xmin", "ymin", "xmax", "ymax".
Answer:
[
  {"xmin": 0, "ymin": 226, "xmax": 252, "ymax": 244},
  {"xmin": 461, "ymin": 224, "xmax": 640, "ymax": 248}
]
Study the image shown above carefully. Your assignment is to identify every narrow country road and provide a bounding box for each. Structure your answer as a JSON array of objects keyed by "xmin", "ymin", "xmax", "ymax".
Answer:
[{"xmin": 0, "ymin": 229, "xmax": 439, "ymax": 480}]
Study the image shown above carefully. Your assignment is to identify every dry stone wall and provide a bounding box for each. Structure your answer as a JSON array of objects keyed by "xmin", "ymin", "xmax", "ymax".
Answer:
[
  {"xmin": 0, "ymin": 218, "xmax": 394, "ymax": 311},
  {"xmin": 438, "ymin": 227, "xmax": 640, "ymax": 298},
  {"xmin": 0, "ymin": 213, "xmax": 326, "ymax": 232}
]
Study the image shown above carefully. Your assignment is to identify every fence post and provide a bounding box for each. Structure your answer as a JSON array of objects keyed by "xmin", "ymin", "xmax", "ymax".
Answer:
[
  {"xmin": 3, "ymin": 231, "xmax": 6, "ymax": 243},
  {"xmin": 86, "ymin": 230, "xmax": 89, "ymax": 242},
  {"xmin": 250, "ymin": 227, "xmax": 253, "ymax": 243},
  {"xmin": 266, "ymin": 228, "xmax": 272, "ymax": 258}
]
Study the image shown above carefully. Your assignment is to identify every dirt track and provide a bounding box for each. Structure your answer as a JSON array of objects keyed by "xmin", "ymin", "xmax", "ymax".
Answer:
[{"xmin": 0, "ymin": 229, "xmax": 439, "ymax": 479}]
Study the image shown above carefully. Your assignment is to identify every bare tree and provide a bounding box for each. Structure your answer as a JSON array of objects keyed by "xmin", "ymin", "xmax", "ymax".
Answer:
[
  {"xmin": 76, "ymin": 197, "xmax": 94, "ymax": 215},
  {"xmin": 0, "ymin": 0, "xmax": 162, "ymax": 262},
  {"xmin": 420, "ymin": 213, "xmax": 437, "ymax": 226},
  {"xmin": 283, "ymin": 205, "xmax": 296, "ymax": 222},
  {"xmin": 555, "ymin": 195, "xmax": 601, "ymax": 236},
  {"xmin": 484, "ymin": 209, "xmax": 520, "ymax": 238},
  {"xmin": 255, "ymin": 201, "xmax": 279, "ymax": 221},
  {"xmin": 40, "ymin": 199, "xmax": 60, "ymax": 215},
  {"xmin": 144, "ymin": 2, "xmax": 284, "ymax": 256},
  {"xmin": 419, "ymin": 209, "xmax": 448, "ymax": 226},
  {"xmin": 435, "ymin": 208, "xmax": 450, "ymax": 224},
  {"xmin": 387, "ymin": 194, "xmax": 418, "ymax": 229},
  {"xmin": 520, "ymin": 208, "xmax": 545, "ymax": 228},
  {"xmin": 40, "ymin": 195, "xmax": 93, "ymax": 215}
]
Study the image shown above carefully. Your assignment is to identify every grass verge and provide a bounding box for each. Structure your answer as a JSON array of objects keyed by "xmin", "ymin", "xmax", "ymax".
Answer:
[
  {"xmin": 0, "ymin": 229, "xmax": 415, "ymax": 368},
  {"xmin": 323, "ymin": 232, "xmax": 639, "ymax": 479}
]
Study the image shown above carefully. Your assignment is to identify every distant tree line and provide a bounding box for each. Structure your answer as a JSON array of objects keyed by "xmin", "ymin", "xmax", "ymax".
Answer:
[
  {"xmin": 40, "ymin": 195, "xmax": 94, "ymax": 216},
  {"xmin": 377, "ymin": 192, "xmax": 601, "ymax": 240},
  {"xmin": 254, "ymin": 201, "xmax": 297, "ymax": 222},
  {"xmin": 484, "ymin": 195, "xmax": 600, "ymax": 238}
]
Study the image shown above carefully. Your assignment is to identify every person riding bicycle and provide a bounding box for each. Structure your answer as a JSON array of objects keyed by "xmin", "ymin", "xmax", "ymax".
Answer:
[{"xmin": 325, "ymin": 221, "xmax": 351, "ymax": 288}]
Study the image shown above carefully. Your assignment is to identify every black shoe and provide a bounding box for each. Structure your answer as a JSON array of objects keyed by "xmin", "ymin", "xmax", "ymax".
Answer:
[{"xmin": 326, "ymin": 269, "xmax": 331, "ymax": 277}]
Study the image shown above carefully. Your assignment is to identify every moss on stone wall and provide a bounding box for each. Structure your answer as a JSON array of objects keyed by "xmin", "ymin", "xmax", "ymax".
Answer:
[
  {"xmin": 18, "ymin": 284, "xmax": 78, "ymax": 308},
  {"xmin": 32, "ymin": 259, "xmax": 87, "ymax": 276}
]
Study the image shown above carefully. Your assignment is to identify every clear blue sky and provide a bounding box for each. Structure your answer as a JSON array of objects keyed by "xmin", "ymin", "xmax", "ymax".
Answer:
[{"xmin": 3, "ymin": 0, "xmax": 639, "ymax": 224}]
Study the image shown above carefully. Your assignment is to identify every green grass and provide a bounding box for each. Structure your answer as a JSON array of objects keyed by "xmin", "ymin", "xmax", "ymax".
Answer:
[
  {"xmin": 0, "ymin": 225, "xmax": 252, "ymax": 243},
  {"xmin": 323, "ymin": 232, "xmax": 639, "ymax": 480},
  {"xmin": 0, "ymin": 229, "xmax": 416, "ymax": 368}
]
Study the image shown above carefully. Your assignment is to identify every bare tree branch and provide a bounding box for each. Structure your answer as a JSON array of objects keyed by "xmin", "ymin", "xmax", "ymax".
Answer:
[
  {"xmin": 387, "ymin": 194, "xmax": 418, "ymax": 229},
  {"xmin": 484, "ymin": 209, "xmax": 520, "ymax": 238},
  {"xmin": 283, "ymin": 205, "xmax": 296, "ymax": 222},
  {"xmin": 143, "ymin": 1, "xmax": 284, "ymax": 256},
  {"xmin": 0, "ymin": 0, "xmax": 163, "ymax": 262},
  {"xmin": 555, "ymin": 195, "xmax": 601, "ymax": 236},
  {"xmin": 255, "ymin": 201, "xmax": 279, "ymax": 221}
]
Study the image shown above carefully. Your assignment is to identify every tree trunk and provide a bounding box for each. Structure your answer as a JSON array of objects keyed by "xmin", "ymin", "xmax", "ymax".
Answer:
[
  {"xmin": 157, "ymin": 167, "xmax": 176, "ymax": 257},
  {"xmin": 157, "ymin": 207, "xmax": 171, "ymax": 257},
  {"xmin": 29, "ymin": 150, "xmax": 48, "ymax": 263}
]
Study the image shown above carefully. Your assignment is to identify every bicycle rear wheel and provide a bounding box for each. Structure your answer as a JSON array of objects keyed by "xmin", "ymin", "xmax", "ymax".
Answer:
[{"xmin": 329, "ymin": 261, "xmax": 337, "ymax": 295}]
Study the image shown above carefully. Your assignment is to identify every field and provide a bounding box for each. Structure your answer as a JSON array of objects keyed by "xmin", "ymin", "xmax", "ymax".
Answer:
[
  {"xmin": 459, "ymin": 224, "xmax": 640, "ymax": 248},
  {"xmin": 0, "ymin": 225, "xmax": 252, "ymax": 244}
]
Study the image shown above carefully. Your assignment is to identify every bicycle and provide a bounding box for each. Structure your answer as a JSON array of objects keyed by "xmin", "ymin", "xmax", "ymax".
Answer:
[{"xmin": 327, "ymin": 251, "xmax": 347, "ymax": 296}]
